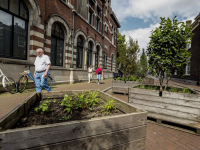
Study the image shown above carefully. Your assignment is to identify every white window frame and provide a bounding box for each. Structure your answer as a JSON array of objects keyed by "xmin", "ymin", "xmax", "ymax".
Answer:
[{"xmin": 185, "ymin": 58, "xmax": 191, "ymax": 75}]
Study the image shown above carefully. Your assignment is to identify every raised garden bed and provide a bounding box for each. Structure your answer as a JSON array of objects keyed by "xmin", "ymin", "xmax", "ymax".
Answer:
[
  {"xmin": 112, "ymin": 78, "xmax": 154, "ymax": 95},
  {"xmin": 128, "ymin": 85, "xmax": 200, "ymax": 134},
  {"xmin": 0, "ymin": 90, "xmax": 147, "ymax": 150}
]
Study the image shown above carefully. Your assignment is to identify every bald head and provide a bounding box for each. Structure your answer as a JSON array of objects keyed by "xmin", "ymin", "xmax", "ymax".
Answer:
[{"xmin": 36, "ymin": 48, "xmax": 44, "ymax": 57}]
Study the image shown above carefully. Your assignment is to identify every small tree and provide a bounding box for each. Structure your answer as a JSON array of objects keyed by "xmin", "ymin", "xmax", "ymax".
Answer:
[
  {"xmin": 116, "ymin": 35, "xmax": 139, "ymax": 80},
  {"xmin": 147, "ymin": 16, "xmax": 193, "ymax": 91},
  {"xmin": 138, "ymin": 48, "xmax": 148, "ymax": 77}
]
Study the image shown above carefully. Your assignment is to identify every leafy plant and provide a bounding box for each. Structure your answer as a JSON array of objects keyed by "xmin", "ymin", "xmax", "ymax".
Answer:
[
  {"xmin": 148, "ymin": 86, "xmax": 158, "ymax": 90},
  {"xmin": 130, "ymin": 76, "xmax": 137, "ymax": 81},
  {"xmin": 170, "ymin": 87, "xmax": 178, "ymax": 92},
  {"xmin": 102, "ymin": 99, "xmax": 116, "ymax": 114},
  {"xmin": 136, "ymin": 77, "xmax": 143, "ymax": 82},
  {"xmin": 87, "ymin": 91, "xmax": 102, "ymax": 109},
  {"xmin": 59, "ymin": 115, "xmax": 71, "ymax": 121},
  {"xmin": 61, "ymin": 94, "xmax": 74, "ymax": 114},
  {"xmin": 182, "ymin": 87, "xmax": 191, "ymax": 94},
  {"xmin": 74, "ymin": 93, "xmax": 88, "ymax": 110},
  {"xmin": 34, "ymin": 99, "xmax": 51, "ymax": 114},
  {"xmin": 139, "ymin": 84, "xmax": 146, "ymax": 89},
  {"xmin": 52, "ymin": 99, "xmax": 56, "ymax": 103}
]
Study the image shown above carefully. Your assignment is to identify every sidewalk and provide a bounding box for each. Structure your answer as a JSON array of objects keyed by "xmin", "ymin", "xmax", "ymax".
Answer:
[{"xmin": 0, "ymin": 79, "xmax": 112, "ymax": 119}]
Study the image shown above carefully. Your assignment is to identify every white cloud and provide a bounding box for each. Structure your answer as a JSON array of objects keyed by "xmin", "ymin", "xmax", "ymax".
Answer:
[
  {"xmin": 112, "ymin": 0, "xmax": 199, "ymax": 53},
  {"xmin": 121, "ymin": 23, "xmax": 160, "ymax": 51},
  {"xmin": 112, "ymin": 0, "xmax": 200, "ymax": 22}
]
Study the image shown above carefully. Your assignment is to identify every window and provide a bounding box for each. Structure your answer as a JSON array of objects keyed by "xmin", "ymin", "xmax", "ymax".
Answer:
[
  {"xmin": 185, "ymin": 58, "xmax": 191, "ymax": 75},
  {"xmin": 105, "ymin": 25, "xmax": 108, "ymax": 32},
  {"xmin": 51, "ymin": 23, "xmax": 64, "ymax": 66},
  {"xmin": 0, "ymin": 0, "xmax": 28, "ymax": 59},
  {"xmin": 186, "ymin": 40, "xmax": 191, "ymax": 50},
  {"xmin": 76, "ymin": 36, "xmax": 84, "ymax": 68},
  {"xmin": 88, "ymin": 10, "xmax": 93, "ymax": 25},
  {"xmin": 87, "ymin": 41, "xmax": 93, "ymax": 68},
  {"xmin": 95, "ymin": 46, "xmax": 99, "ymax": 69},
  {"xmin": 97, "ymin": 7, "xmax": 101, "ymax": 17},
  {"xmin": 103, "ymin": 54, "xmax": 107, "ymax": 69},
  {"xmin": 174, "ymin": 70, "xmax": 177, "ymax": 75},
  {"xmin": 89, "ymin": 0, "xmax": 94, "ymax": 9},
  {"xmin": 112, "ymin": 27, "xmax": 114, "ymax": 45},
  {"xmin": 111, "ymin": 54, "xmax": 113, "ymax": 71},
  {"xmin": 96, "ymin": 19, "xmax": 100, "ymax": 31}
]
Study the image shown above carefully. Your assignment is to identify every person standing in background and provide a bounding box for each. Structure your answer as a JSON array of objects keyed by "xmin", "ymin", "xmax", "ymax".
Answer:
[
  {"xmin": 34, "ymin": 48, "xmax": 52, "ymax": 92},
  {"xmin": 88, "ymin": 65, "xmax": 93, "ymax": 83},
  {"xmin": 95, "ymin": 65, "xmax": 102, "ymax": 85}
]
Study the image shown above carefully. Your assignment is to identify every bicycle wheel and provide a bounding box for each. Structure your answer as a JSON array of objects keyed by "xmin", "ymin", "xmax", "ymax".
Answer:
[
  {"xmin": 47, "ymin": 76, "xmax": 53, "ymax": 88},
  {"xmin": 2, "ymin": 76, "xmax": 17, "ymax": 94},
  {"xmin": 18, "ymin": 75, "xmax": 28, "ymax": 93}
]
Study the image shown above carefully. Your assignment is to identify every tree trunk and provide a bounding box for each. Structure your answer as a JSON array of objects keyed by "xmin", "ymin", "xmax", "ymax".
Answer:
[{"xmin": 164, "ymin": 75, "xmax": 170, "ymax": 91}]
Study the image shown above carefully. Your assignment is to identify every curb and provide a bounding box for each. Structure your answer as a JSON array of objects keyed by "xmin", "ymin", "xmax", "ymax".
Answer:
[{"xmin": 102, "ymin": 86, "xmax": 112, "ymax": 92}]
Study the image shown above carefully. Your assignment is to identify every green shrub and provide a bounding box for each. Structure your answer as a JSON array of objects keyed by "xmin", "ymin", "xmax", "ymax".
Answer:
[
  {"xmin": 170, "ymin": 87, "xmax": 178, "ymax": 92},
  {"xmin": 61, "ymin": 94, "xmax": 75, "ymax": 114},
  {"xmin": 86, "ymin": 91, "xmax": 102, "ymax": 109},
  {"xmin": 34, "ymin": 99, "xmax": 51, "ymax": 115},
  {"xmin": 139, "ymin": 84, "xmax": 146, "ymax": 89},
  {"xmin": 101, "ymin": 99, "xmax": 116, "ymax": 114}
]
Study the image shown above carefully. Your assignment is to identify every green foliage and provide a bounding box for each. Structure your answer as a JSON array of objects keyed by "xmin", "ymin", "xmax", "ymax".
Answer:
[
  {"xmin": 138, "ymin": 48, "xmax": 148, "ymax": 77},
  {"xmin": 74, "ymin": 93, "xmax": 88, "ymax": 110},
  {"xmin": 61, "ymin": 94, "xmax": 74, "ymax": 114},
  {"xmin": 147, "ymin": 16, "xmax": 194, "ymax": 91},
  {"xmin": 136, "ymin": 77, "xmax": 143, "ymax": 82},
  {"xmin": 34, "ymin": 99, "xmax": 51, "ymax": 115},
  {"xmin": 170, "ymin": 87, "xmax": 178, "ymax": 92},
  {"xmin": 86, "ymin": 91, "xmax": 102, "ymax": 109},
  {"xmin": 181, "ymin": 87, "xmax": 191, "ymax": 94},
  {"xmin": 148, "ymin": 86, "xmax": 158, "ymax": 90},
  {"xmin": 102, "ymin": 99, "xmax": 116, "ymax": 114},
  {"xmin": 59, "ymin": 115, "xmax": 71, "ymax": 121},
  {"xmin": 116, "ymin": 31, "xmax": 140, "ymax": 80},
  {"xmin": 139, "ymin": 84, "xmax": 146, "ymax": 89},
  {"xmin": 116, "ymin": 75, "xmax": 143, "ymax": 81}
]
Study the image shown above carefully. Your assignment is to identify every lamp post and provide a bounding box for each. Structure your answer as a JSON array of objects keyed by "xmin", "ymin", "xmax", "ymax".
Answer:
[{"xmin": 70, "ymin": 9, "xmax": 76, "ymax": 68}]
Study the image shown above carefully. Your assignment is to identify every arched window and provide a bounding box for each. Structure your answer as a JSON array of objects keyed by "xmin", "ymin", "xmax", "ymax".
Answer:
[
  {"xmin": 95, "ymin": 46, "xmax": 99, "ymax": 69},
  {"xmin": 111, "ymin": 54, "xmax": 113, "ymax": 71},
  {"xmin": 87, "ymin": 41, "xmax": 92, "ymax": 68},
  {"xmin": 51, "ymin": 23, "xmax": 64, "ymax": 66},
  {"xmin": 76, "ymin": 36, "xmax": 83, "ymax": 68},
  {"xmin": 0, "ymin": 0, "xmax": 28, "ymax": 59}
]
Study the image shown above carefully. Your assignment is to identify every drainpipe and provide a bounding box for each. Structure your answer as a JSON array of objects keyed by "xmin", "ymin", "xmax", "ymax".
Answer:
[{"xmin": 70, "ymin": 9, "xmax": 76, "ymax": 68}]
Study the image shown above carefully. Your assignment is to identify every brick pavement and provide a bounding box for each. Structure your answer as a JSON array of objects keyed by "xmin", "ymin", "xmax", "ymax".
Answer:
[
  {"xmin": 0, "ymin": 79, "xmax": 112, "ymax": 118},
  {"xmin": 107, "ymin": 89, "xmax": 200, "ymax": 150}
]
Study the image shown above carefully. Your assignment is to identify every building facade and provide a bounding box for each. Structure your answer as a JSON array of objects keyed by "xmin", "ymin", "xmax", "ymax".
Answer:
[
  {"xmin": 0, "ymin": 0, "xmax": 120, "ymax": 83},
  {"xmin": 171, "ymin": 14, "xmax": 200, "ymax": 85}
]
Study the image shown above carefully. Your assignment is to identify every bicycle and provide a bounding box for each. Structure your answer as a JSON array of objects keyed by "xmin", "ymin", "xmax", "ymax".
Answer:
[
  {"xmin": 0, "ymin": 69, "xmax": 17, "ymax": 94},
  {"xmin": 18, "ymin": 65, "xmax": 53, "ymax": 93}
]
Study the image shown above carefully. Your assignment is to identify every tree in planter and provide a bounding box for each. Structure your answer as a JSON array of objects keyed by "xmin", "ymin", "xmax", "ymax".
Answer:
[
  {"xmin": 138, "ymin": 48, "xmax": 148, "ymax": 77},
  {"xmin": 116, "ymin": 34, "xmax": 139, "ymax": 81},
  {"xmin": 147, "ymin": 16, "xmax": 193, "ymax": 91}
]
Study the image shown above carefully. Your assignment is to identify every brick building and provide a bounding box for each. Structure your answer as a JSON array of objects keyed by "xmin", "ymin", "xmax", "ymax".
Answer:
[
  {"xmin": 171, "ymin": 13, "xmax": 200, "ymax": 85},
  {"xmin": 0, "ymin": 0, "xmax": 120, "ymax": 83}
]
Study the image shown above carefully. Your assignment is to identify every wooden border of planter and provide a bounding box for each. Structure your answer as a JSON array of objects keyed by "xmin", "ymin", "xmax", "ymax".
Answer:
[
  {"xmin": 112, "ymin": 78, "xmax": 154, "ymax": 95},
  {"xmin": 0, "ymin": 90, "xmax": 147, "ymax": 150},
  {"xmin": 128, "ymin": 88, "xmax": 200, "ymax": 135}
]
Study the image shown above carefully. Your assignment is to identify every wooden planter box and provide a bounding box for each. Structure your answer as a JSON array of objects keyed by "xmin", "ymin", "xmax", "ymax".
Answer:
[
  {"xmin": 112, "ymin": 78, "xmax": 154, "ymax": 95},
  {"xmin": 0, "ymin": 90, "xmax": 147, "ymax": 150},
  {"xmin": 112, "ymin": 80, "xmax": 142, "ymax": 95},
  {"xmin": 128, "ymin": 88, "xmax": 200, "ymax": 134}
]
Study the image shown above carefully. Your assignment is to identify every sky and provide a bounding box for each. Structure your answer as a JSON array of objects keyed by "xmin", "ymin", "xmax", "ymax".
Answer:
[{"xmin": 111, "ymin": 0, "xmax": 200, "ymax": 54}]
